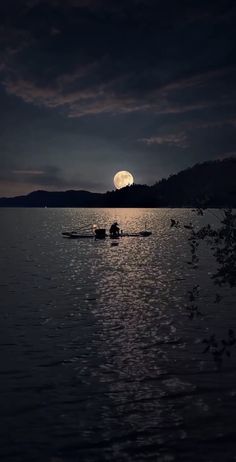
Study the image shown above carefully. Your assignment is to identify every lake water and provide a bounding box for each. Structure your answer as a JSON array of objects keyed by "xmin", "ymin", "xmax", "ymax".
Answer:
[{"xmin": 0, "ymin": 208, "xmax": 236, "ymax": 462}]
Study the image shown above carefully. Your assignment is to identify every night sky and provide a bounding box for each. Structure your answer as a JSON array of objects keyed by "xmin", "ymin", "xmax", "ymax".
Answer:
[{"xmin": 0, "ymin": 0, "xmax": 236, "ymax": 196}]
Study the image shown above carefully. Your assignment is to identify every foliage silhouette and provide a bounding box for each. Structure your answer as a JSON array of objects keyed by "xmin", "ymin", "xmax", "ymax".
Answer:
[{"xmin": 174, "ymin": 208, "xmax": 236, "ymax": 367}]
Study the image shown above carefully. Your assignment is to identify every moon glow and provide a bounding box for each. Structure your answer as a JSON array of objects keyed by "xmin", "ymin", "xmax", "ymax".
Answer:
[{"xmin": 114, "ymin": 171, "xmax": 134, "ymax": 189}]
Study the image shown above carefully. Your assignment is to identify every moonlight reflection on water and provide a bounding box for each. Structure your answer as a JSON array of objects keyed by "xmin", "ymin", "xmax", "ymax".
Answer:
[{"xmin": 0, "ymin": 208, "xmax": 236, "ymax": 462}]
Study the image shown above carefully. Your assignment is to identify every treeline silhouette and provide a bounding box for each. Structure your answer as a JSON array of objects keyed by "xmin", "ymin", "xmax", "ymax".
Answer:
[{"xmin": 1, "ymin": 158, "xmax": 236, "ymax": 208}]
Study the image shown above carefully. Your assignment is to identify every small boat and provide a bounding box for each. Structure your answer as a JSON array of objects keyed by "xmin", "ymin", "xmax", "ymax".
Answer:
[{"xmin": 62, "ymin": 230, "xmax": 152, "ymax": 239}]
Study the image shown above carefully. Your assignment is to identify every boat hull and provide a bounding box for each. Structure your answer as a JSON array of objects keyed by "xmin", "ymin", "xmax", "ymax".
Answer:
[{"xmin": 62, "ymin": 231, "xmax": 152, "ymax": 239}]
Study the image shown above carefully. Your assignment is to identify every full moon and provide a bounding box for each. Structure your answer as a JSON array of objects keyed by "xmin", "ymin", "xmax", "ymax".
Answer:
[{"xmin": 114, "ymin": 171, "xmax": 134, "ymax": 189}]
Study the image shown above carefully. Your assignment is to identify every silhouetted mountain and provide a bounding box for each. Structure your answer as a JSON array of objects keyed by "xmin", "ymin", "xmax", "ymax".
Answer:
[
  {"xmin": 0, "ymin": 189, "xmax": 107, "ymax": 207},
  {"xmin": 0, "ymin": 158, "xmax": 236, "ymax": 208},
  {"xmin": 152, "ymin": 157, "xmax": 236, "ymax": 207}
]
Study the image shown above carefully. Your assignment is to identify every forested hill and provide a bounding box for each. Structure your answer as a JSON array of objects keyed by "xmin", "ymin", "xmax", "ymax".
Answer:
[
  {"xmin": 104, "ymin": 157, "xmax": 236, "ymax": 207},
  {"xmin": 152, "ymin": 157, "xmax": 236, "ymax": 207},
  {"xmin": 0, "ymin": 158, "xmax": 236, "ymax": 207}
]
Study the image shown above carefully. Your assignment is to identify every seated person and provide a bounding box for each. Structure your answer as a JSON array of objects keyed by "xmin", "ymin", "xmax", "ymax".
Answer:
[{"xmin": 109, "ymin": 222, "xmax": 120, "ymax": 236}]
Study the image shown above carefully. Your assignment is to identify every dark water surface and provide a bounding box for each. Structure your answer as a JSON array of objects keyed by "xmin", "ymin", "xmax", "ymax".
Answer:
[{"xmin": 0, "ymin": 208, "xmax": 236, "ymax": 462}]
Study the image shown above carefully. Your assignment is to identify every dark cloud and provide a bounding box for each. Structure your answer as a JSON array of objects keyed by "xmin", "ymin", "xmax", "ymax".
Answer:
[
  {"xmin": 1, "ymin": 0, "xmax": 235, "ymax": 116},
  {"xmin": 0, "ymin": 0, "xmax": 236, "ymax": 195},
  {"xmin": 140, "ymin": 132, "xmax": 189, "ymax": 149},
  {"xmin": 3, "ymin": 67, "xmax": 236, "ymax": 118}
]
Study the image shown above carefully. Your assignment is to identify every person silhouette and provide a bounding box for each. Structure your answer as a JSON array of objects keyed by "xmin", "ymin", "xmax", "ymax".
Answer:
[{"xmin": 109, "ymin": 222, "xmax": 120, "ymax": 237}]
